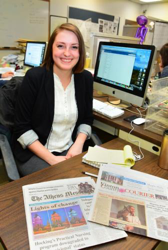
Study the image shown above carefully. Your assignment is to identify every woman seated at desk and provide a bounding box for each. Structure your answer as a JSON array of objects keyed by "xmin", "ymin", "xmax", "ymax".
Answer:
[{"xmin": 12, "ymin": 23, "xmax": 93, "ymax": 176}]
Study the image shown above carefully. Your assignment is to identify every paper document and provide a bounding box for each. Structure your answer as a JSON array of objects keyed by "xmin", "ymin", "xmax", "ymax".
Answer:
[
  {"xmin": 14, "ymin": 71, "xmax": 25, "ymax": 77},
  {"xmin": 0, "ymin": 67, "xmax": 25, "ymax": 80},
  {"xmin": 22, "ymin": 177, "xmax": 127, "ymax": 250},
  {"xmin": 0, "ymin": 67, "xmax": 15, "ymax": 73},
  {"xmin": 2, "ymin": 54, "xmax": 18, "ymax": 64},
  {"xmin": 89, "ymin": 164, "xmax": 168, "ymax": 242},
  {"xmin": 0, "ymin": 67, "xmax": 15, "ymax": 80},
  {"xmin": 84, "ymin": 145, "xmax": 135, "ymax": 168}
]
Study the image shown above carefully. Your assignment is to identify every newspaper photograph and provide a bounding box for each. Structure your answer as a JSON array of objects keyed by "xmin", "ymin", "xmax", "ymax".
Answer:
[
  {"xmin": 22, "ymin": 177, "xmax": 127, "ymax": 250},
  {"xmin": 88, "ymin": 164, "xmax": 168, "ymax": 242}
]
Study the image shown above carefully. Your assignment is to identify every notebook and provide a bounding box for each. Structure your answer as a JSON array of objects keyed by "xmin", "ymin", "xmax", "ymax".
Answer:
[{"xmin": 82, "ymin": 145, "xmax": 135, "ymax": 169}]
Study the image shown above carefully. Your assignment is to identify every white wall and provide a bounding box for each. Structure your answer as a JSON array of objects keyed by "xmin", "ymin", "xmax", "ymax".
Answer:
[
  {"xmin": 1, "ymin": 1, "xmax": 168, "ymax": 59},
  {"xmin": 141, "ymin": 3, "xmax": 168, "ymax": 21},
  {"xmin": 50, "ymin": 0, "xmax": 141, "ymax": 36}
]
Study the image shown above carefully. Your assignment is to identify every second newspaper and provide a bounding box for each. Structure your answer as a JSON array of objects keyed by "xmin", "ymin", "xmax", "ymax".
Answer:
[{"xmin": 89, "ymin": 164, "xmax": 168, "ymax": 242}]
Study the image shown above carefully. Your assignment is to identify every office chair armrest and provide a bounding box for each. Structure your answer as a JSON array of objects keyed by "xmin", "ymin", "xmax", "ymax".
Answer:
[
  {"xmin": 0, "ymin": 134, "xmax": 20, "ymax": 181},
  {"xmin": 91, "ymin": 132, "xmax": 102, "ymax": 146}
]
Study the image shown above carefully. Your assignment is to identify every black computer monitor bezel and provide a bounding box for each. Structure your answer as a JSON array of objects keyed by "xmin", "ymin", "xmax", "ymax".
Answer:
[
  {"xmin": 24, "ymin": 41, "xmax": 47, "ymax": 68},
  {"xmin": 94, "ymin": 41, "xmax": 156, "ymax": 106}
]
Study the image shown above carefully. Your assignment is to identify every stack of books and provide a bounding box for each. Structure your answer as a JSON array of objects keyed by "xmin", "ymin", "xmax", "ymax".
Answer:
[{"xmin": 16, "ymin": 39, "xmax": 35, "ymax": 53}]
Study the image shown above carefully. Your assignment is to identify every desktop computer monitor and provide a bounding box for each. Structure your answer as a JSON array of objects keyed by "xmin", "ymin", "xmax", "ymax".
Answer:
[
  {"xmin": 24, "ymin": 41, "xmax": 47, "ymax": 68},
  {"xmin": 94, "ymin": 42, "xmax": 156, "ymax": 107}
]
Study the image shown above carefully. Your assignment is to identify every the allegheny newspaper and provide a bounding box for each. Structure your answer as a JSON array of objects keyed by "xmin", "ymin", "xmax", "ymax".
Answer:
[
  {"xmin": 22, "ymin": 177, "xmax": 127, "ymax": 250},
  {"xmin": 89, "ymin": 164, "xmax": 168, "ymax": 242}
]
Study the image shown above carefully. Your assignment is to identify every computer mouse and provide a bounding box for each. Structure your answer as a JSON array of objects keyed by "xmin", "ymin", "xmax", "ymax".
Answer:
[{"xmin": 133, "ymin": 118, "xmax": 146, "ymax": 125}]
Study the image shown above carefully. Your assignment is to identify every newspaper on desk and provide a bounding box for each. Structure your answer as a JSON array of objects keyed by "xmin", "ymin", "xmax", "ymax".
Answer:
[
  {"xmin": 88, "ymin": 164, "xmax": 168, "ymax": 242},
  {"xmin": 22, "ymin": 177, "xmax": 127, "ymax": 250}
]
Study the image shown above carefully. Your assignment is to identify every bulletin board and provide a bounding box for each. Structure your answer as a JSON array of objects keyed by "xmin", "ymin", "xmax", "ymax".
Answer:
[
  {"xmin": 0, "ymin": 0, "xmax": 49, "ymax": 48},
  {"xmin": 68, "ymin": 6, "xmax": 120, "ymax": 35},
  {"xmin": 68, "ymin": 6, "xmax": 120, "ymax": 54}
]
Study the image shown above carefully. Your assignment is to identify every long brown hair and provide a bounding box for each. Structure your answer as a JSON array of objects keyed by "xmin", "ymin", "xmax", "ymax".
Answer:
[
  {"xmin": 160, "ymin": 43, "xmax": 168, "ymax": 68},
  {"xmin": 42, "ymin": 23, "xmax": 86, "ymax": 73}
]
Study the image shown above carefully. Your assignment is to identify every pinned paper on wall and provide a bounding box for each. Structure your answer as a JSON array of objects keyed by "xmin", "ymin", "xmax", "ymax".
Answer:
[
  {"xmin": 98, "ymin": 18, "xmax": 119, "ymax": 35},
  {"xmin": 68, "ymin": 18, "xmax": 97, "ymax": 48},
  {"xmin": 68, "ymin": 6, "xmax": 120, "ymax": 37}
]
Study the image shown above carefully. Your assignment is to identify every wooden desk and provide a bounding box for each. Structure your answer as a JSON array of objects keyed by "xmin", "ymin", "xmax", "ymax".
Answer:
[
  {"xmin": 93, "ymin": 109, "xmax": 162, "ymax": 147},
  {"xmin": 93, "ymin": 95, "xmax": 162, "ymax": 155},
  {"xmin": 0, "ymin": 138, "xmax": 167, "ymax": 250}
]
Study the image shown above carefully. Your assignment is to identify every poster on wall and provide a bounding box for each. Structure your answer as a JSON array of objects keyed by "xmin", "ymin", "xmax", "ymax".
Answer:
[
  {"xmin": 98, "ymin": 18, "xmax": 119, "ymax": 35},
  {"xmin": 68, "ymin": 18, "xmax": 98, "ymax": 49},
  {"xmin": 68, "ymin": 6, "xmax": 120, "ymax": 35}
]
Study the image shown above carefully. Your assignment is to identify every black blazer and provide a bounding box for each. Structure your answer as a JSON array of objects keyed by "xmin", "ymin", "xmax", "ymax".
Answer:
[{"xmin": 12, "ymin": 66, "xmax": 93, "ymax": 162}]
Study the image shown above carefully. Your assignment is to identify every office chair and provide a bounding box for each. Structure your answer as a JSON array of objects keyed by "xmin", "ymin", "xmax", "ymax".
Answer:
[
  {"xmin": 0, "ymin": 77, "xmax": 102, "ymax": 181},
  {"xmin": 0, "ymin": 76, "xmax": 23, "ymax": 181},
  {"xmin": 0, "ymin": 134, "xmax": 20, "ymax": 180},
  {"xmin": 0, "ymin": 133, "xmax": 101, "ymax": 181}
]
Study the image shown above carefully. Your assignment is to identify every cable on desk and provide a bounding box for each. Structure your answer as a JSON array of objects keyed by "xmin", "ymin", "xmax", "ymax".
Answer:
[
  {"xmin": 130, "ymin": 104, "xmax": 148, "ymax": 113},
  {"xmin": 122, "ymin": 105, "xmax": 148, "ymax": 118},
  {"xmin": 127, "ymin": 121, "xmax": 144, "ymax": 161},
  {"xmin": 123, "ymin": 108, "xmax": 146, "ymax": 117},
  {"xmin": 96, "ymin": 96, "xmax": 148, "ymax": 120},
  {"xmin": 106, "ymin": 97, "xmax": 148, "ymax": 117}
]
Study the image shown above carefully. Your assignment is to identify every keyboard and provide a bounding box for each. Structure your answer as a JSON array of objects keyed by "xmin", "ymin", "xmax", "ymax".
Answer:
[{"xmin": 93, "ymin": 99, "xmax": 124, "ymax": 119}]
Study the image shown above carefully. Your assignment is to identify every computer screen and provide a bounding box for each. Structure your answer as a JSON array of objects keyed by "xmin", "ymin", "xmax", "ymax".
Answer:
[
  {"xmin": 24, "ymin": 41, "xmax": 47, "ymax": 68},
  {"xmin": 94, "ymin": 42, "xmax": 156, "ymax": 107}
]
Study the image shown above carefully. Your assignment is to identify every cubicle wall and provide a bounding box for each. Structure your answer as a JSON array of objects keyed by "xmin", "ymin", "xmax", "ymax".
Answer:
[
  {"xmin": 90, "ymin": 33, "xmax": 140, "ymax": 68},
  {"xmin": 122, "ymin": 24, "xmax": 165, "ymax": 76}
]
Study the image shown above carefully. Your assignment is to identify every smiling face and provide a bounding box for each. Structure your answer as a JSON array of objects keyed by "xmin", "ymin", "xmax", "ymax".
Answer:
[
  {"xmin": 129, "ymin": 206, "xmax": 135, "ymax": 216},
  {"xmin": 52, "ymin": 30, "xmax": 80, "ymax": 74}
]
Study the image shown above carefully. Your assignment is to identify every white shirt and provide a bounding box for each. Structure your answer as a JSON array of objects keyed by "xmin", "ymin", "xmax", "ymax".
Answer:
[
  {"xmin": 17, "ymin": 74, "xmax": 91, "ymax": 150},
  {"xmin": 126, "ymin": 214, "xmax": 141, "ymax": 225},
  {"xmin": 46, "ymin": 73, "xmax": 78, "ymax": 152}
]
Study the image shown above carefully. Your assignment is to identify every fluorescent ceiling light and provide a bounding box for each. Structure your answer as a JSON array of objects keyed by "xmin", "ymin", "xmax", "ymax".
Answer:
[{"xmin": 140, "ymin": 0, "xmax": 162, "ymax": 2}]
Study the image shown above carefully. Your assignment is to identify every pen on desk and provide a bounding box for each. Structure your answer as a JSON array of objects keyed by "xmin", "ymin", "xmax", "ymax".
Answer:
[{"xmin": 82, "ymin": 171, "xmax": 98, "ymax": 178}]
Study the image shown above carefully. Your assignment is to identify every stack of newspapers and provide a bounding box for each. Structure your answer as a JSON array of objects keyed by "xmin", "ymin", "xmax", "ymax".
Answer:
[{"xmin": 22, "ymin": 163, "xmax": 168, "ymax": 249}]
